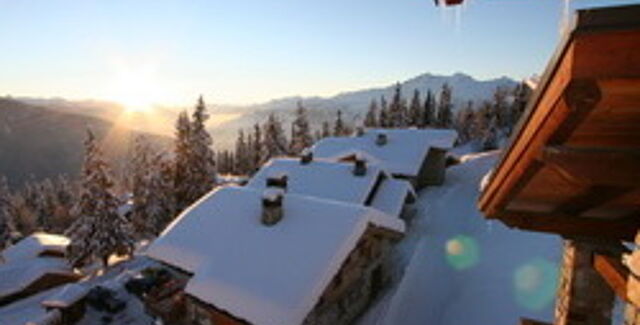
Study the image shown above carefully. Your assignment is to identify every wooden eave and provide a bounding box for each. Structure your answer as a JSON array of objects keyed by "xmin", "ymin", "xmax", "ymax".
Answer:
[{"xmin": 478, "ymin": 4, "xmax": 640, "ymax": 241}]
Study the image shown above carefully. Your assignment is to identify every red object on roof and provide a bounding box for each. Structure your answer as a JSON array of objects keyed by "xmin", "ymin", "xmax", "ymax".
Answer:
[{"xmin": 434, "ymin": 0, "xmax": 464, "ymax": 6}]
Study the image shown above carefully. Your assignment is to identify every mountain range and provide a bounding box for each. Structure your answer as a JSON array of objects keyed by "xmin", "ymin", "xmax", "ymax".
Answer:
[{"xmin": 2, "ymin": 72, "xmax": 518, "ymax": 187}]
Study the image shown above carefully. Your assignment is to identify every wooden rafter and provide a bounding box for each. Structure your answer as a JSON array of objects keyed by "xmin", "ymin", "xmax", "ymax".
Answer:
[
  {"xmin": 541, "ymin": 146, "xmax": 640, "ymax": 187},
  {"xmin": 593, "ymin": 253, "xmax": 630, "ymax": 303},
  {"xmin": 497, "ymin": 210, "xmax": 640, "ymax": 241},
  {"xmin": 553, "ymin": 185, "xmax": 632, "ymax": 216}
]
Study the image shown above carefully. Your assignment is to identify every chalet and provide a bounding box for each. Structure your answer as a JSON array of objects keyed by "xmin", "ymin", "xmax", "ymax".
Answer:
[
  {"xmin": 0, "ymin": 233, "xmax": 80, "ymax": 307},
  {"xmin": 477, "ymin": 5, "xmax": 640, "ymax": 325},
  {"xmin": 247, "ymin": 157, "xmax": 416, "ymax": 219},
  {"xmin": 146, "ymin": 186, "xmax": 405, "ymax": 325},
  {"xmin": 0, "ymin": 282, "xmax": 90, "ymax": 325},
  {"xmin": 311, "ymin": 128, "xmax": 458, "ymax": 190}
]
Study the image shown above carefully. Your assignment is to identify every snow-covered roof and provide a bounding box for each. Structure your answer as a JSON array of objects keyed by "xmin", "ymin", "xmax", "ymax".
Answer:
[
  {"xmin": 311, "ymin": 128, "xmax": 458, "ymax": 177},
  {"xmin": 370, "ymin": 178, "xmax": 416, "ymax": 217},
  {"xmin": 0, "ymin": 257, "xmax": 77, "ymax": 299},
  {"xmin": 248, "ymin": 158, "xmax": 380, "ymax": 201},
  {"xmin": 1, "ymin": 233, "xmax": 70, "ymax": 264},
  {"xmin": 41, "ymin": 283, "xmax": 88, "ymax": 308},
  {"xmin": 146, "ymin": 186, "xmax": 404, "ymax": 325}
]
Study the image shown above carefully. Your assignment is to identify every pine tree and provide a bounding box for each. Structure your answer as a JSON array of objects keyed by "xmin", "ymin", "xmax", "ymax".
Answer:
[
  {"xmin": 333, "ymin": 110, "xmax": 348, "ymax": 136},
  {"xmin": 437, "ymin": 83, "xmax": 454, "ymax": 128},
  {"xmin": 378, "ymin": 95, "xmax": 389, "ymax": 128},
  {"xmin": 129, "ymin": 136, "xmax": 155, "ymax": 238},
  {"xmin": 408, "ymin": 89, "xmax": 422, "ymax": 127},
  {"xmin": 455, "ymin": 101, "xmax": 475, "ymax": 143},
  {"xmin": 263, "ymin": 114, "xmax": 288, "ymax": 161},
  {"xmin": 364, "ymin": 99, "xmax": 378, "ymax": 128},
  {"xmin": 510, "ymin": 82, "xmax": 531, "ymax": 133},
  {"xmin": 234, "ymin": 129, "xmax": 250, "ymax": 175},
  {"xmin": 388, "ymin": 84, "xmax": 408, "ymax": 128},
  {"xmin": 174, "ymin": 111, "xmax": 192, "ymax": 212},
  {"xmin": 189, "ymin": 96, "xmax": 217, "ymax": 198},
  {"xmin": 421, "ymin": 90, "xmax": 436, "ymax": 128},
  {"xmin": 66, "ymin": 129, "xmax": 134, "ymax": 268},
  {"xmin": 251, "ymin": 123, "xmax": 264, "ymax": 170},
  {"xmin": 289, "ymin": 101, "xmax": 314, "ymax": 155},
  {"xmin": 492, "ymin": 86, "xmax": 510, "ymax": 130}
]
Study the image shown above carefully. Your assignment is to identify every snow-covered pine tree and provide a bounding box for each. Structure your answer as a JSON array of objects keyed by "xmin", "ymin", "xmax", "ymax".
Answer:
[
  {"xmin": 189, "ymin": 96, "xmax": 217, "ymax": 199},
  {"xmin": 378, "ymin": 95, "xmax": 389, "ymax": 128},
  {"xmin": 454, "ymin": 101, "xmax": 475, "ymax": 143},
  {"xmin": 263, "ymin": 113, "xmax": 289, "ymax": 161},
  {"xmin": 422, "ymin": 90, "xmax": 436, "ymax": 128},
  {"xmin": 364, "ymin": 99, "xmax": 378, "ymax": 128},
  {"xmin": 437, "ymin": 83, "xmax": 454, "ymax": 128},
  {"xmin": 492, "ymin": 86, "xmax": 510, "ymax": 130},
  {"xmin": 510, "ymin": 82, "xmax": 531, "ymax": 133},
  {"xmin": 150, "ymin": 152, "xmax": 177, "ymax": 234},
  {"xmin": 174, "ymin": 111, "xmax": 192, "ymax": 211},
  {"xmin": 289, "ymin": 101, "xmax": 313, "ymax": 155},
  {"xmin": 129, "ymin": 135, "xmax": 154, "ymax": 238},
  {"xmin": 408, "ymin": 89, "xmax": 422, "ymax": 127},
  {"xmin": 66, "ymin": 129, "xmax": 134, "ymax": 268}
]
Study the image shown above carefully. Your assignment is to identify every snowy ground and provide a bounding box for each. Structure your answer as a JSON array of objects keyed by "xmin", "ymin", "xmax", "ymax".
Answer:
[{"xmin": 360, "ymin": 151, "xmax": 563, "ymax": 325}]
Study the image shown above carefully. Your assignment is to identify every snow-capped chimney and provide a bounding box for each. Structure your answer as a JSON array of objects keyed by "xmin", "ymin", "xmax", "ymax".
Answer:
[
  {"xmin": 376, "ymin": 133, "xmax": 388, "ymax": 146},
  {"xmin": 353, "ymin": 155, "xmax": 367, "ymax": 177},
  {"xmin": 266, "ymin": 174, "xmax": 288, "ymax": 191},
  {"xmin": 262, "ymin": 188, "xmax": 284, "ymax": 226},
  {"xmin": 300, "ymin": 149, "xmax": 313, "ymax": 165}
]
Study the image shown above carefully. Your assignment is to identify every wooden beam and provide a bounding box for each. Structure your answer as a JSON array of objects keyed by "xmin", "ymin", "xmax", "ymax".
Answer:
[
  {"xmin": 497, "ymin": 210, "xmax": 640, "ymax": 241},
  {"xmin": 541, "ymin": 146, "xmax": 640, "ymax": 187},
  {"xmin": 479, "ymin": 77, "xmax": 600, "ymax": 217},
  {"xmin": 553, "ymin": 185, "xmax": 632, "ymax": 216},
  {"xmin": 593, "ymin": 253, "xmax": 630, "ymax": 303}
]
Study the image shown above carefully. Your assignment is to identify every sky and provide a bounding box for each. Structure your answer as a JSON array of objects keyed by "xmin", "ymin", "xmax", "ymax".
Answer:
[{"xmin": 1, "ymin": 0, "xmax": 638, "ymax": 107}]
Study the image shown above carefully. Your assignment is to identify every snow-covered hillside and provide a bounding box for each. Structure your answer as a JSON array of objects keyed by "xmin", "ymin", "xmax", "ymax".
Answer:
[{"xmin": 360, "ymin": 151, "xmax": 562, "ymax": 325}]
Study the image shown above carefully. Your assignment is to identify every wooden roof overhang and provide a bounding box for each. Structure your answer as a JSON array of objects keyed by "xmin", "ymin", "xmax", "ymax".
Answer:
[{"xmin": 478, "ymin": 4, "xmax": 640, "ymax": 242}]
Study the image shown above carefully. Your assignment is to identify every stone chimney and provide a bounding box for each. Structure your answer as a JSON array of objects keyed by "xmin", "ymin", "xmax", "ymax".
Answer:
[
  {"xmin": 266, "ymin": 173, "xmax": 288, "ymax": 191},
  {"xmin": 300, "ymin": 149, "xmax": 313, "ymax": 165},
  {"xmin": 353, "ymin": 155, "xmax": 367, "ymax": 177},
  {"xmin": 376, "ymin": 133, "xmax": 388, "ymax": 146},
  {"xmin": 261, "ymin": 188, "xmax": 284, "ymax": 226}
]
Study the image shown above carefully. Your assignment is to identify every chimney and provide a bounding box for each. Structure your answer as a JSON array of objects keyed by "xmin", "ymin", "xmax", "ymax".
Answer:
[
  {"xmin": 300, "ymin": 149, "xmax": 313, "ymax": 165},
  {"xmin": 261, "ymin": 188, "xmax": 284, "ymax": 226},
  {"xmin": 376, "ymin": 133, "xmax": 387, "ymax": 146},
  {"xmin": 266, "ymin": 173, "xmax": 288, "ymax": 191},
  {"xmin": 353, "ymin": 155, "xmax": 367, "ymax": 176}
]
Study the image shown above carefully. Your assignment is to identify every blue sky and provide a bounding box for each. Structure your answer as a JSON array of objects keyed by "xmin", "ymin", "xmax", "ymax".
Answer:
[{"xmin": 1, "ymin": 0, "xmax": 637, "ymax": 106}]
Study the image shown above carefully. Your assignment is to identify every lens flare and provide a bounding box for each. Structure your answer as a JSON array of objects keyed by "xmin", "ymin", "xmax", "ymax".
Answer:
[
  {"xmin": 513, "ymin": 258, "xmax": 558, "ymax": 311},
  {"xmin": 445, "ymin": 235, "xmax": 479, "ymax": 270}
]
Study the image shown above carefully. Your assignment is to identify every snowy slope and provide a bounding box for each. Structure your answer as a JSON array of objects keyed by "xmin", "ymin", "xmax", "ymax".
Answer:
[{"xmin": 363, "ymin": 152, "xmax": 562, "ymax": 325}]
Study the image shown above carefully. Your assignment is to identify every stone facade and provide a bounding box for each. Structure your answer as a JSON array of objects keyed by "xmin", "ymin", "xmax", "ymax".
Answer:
[
  {"xmin": 554, "ymin": 239, "xmax": 621, "ymax": 325},
  {"xmin": 303, "ymin": 227, "xmax": 395, "ymax": 325}
]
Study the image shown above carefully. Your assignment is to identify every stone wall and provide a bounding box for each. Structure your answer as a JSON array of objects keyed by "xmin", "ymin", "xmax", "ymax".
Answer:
[
  {"xmin": 554, "ymin": 239, "xmax": 619, "ymax": 325},
  {"xmin": 303, "ymin": 227, "xmax": 394, "ymax": 325}
]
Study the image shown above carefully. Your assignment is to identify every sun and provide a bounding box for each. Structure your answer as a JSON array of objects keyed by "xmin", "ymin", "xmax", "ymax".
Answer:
[{"xmin": 107, "ymin": 65, "xmax": 162, "ymax": 113}]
